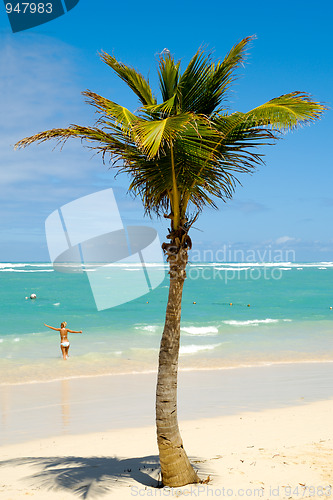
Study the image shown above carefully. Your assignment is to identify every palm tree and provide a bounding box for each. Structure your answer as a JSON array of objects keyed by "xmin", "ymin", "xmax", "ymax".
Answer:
[{"xmin": 15, "ymin": 36, "xmax": 326, "ymax": 487}]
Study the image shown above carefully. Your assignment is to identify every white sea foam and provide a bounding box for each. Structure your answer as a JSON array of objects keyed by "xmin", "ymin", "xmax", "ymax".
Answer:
[
  {"xmin": 134, "ymin": 325, "xmax": 158, "ymax": 333},
  {"xmin": 223, "ymin": 319, "xmax": 279, "ymax": 327},
  {"xmin": 256, "ymin": 262, "xmax": 293, "ymax": 267},
  {"xmin": 189, "ymin": 262, "xmax": 333, "ymax": 269},
  {"xmin": 122, "ymin": 267, "xmax": 166, "ymax": 273},
  {"xmin": 180, "ymin": 343, "xmax": 221, "ymax": 355},
  {"xmin": 53, "ymin": 303, "xmax": 60, "ymax": 306},
  {"xmin": 2, "ymin": 261, "xmax": 332, "ymax": 271},
  {"xmin": 0, "ymin": 269, "xmax": 54, "ymax": 272},
  {"xmin": 0, "ymin": 262, "xmax": 167, "ymax": 271},
  {"xmin": 181, "ymin": 326, "xmax": 219, "ymax": 335},
  {"xmin": 188, "ymin": 263, "xmax": 216, "ymax": 267},
  {"xmin": 190, "ymin": 263, "xmax": 254, "ymax": 268},
  {"xmin": 103, "ymin": 262, "xmax": 167, "ymax": 268},
  {"xmin": 269, "ymin": 262, "xmax": 333, "ymax": 268},
  {"xmin": 214, "ymin": 267, "xmax": 250, "ymax": 271},
  {"xmin": 0, "ymin": 263, "xmax": 51, "ymax": 268}
]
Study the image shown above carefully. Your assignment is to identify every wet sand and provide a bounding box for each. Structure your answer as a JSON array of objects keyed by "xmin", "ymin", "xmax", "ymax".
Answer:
[{"xmin": 1, "ymin": 362, "xmax": 333, "ymax": 446}]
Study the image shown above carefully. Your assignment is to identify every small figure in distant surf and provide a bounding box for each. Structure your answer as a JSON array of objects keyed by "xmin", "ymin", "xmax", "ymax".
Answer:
[{"xmin": 44, "ymin": 321, "xmax": 82, "ymax": 360}]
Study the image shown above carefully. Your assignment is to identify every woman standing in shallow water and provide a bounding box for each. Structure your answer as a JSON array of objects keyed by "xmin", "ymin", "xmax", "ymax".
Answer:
[{"xmin": 44, "ymin": 321, "xmax": 82, "ymax": 360}]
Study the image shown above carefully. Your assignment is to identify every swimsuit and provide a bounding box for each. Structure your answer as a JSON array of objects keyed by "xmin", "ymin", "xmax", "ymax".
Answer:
[{"xmin": 61, "ymin": 341, "xmax": 70, "ymax": 347}]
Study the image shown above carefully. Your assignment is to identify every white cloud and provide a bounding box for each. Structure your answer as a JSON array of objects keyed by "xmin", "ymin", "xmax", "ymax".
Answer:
[
  {"xmin": 0, "ymin": 34, "xmax": 96, "ymax": 194},
  {"xmin": 0, "ymin": 34, "xmax": 116, "ymax": 259},
  {"xmin": 275, "ymin": 236, "xmax": 296, "ymax": 245}
]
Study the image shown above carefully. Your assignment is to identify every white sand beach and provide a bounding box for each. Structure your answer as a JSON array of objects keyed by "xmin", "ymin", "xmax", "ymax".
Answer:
[
  {"xmin": 1, "ymin": 365, "xmax": 332, "ymax": 499},
  {"xmin": 0, "ymin": 399, "xmax": 332, "ymax": 499}
]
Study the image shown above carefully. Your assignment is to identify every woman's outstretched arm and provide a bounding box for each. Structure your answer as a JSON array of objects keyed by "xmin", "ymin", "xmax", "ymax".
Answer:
[
  {"xmin": 67, "ymin": 329, "xmax": 82, "ymax": 334},
  {"xmin": 44, "ymin": 323, "xmax": 60, "ymax": 331}
]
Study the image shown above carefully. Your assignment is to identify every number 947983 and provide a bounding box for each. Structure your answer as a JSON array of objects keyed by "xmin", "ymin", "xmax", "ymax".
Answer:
[{"xmin": 6, "ymin": 2, "xmax": 53, "ymax": 14}]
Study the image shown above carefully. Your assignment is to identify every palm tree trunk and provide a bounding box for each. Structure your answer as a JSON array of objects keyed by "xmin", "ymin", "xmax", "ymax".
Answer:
[{"xmin": 156, "ymin": 246, "xmax": 200, "ymax": 487}]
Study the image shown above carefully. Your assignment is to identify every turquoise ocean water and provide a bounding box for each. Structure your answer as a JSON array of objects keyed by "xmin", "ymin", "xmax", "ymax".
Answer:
[{"xmin": 0, "ymin": 261, "xmax": 332, "ymax": 384}]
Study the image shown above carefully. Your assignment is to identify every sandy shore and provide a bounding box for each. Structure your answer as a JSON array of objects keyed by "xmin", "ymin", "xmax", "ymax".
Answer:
[
  {"xmin": 2, "ymin": 362, "xmax": 333, "ymax": 446},
  {"xmin": 0, "ymin": 398, "xmax": 332, "ymax": 499},
  {"xmin": 1, "ymin": 364, "xmax": 332, "ymax": 498}
]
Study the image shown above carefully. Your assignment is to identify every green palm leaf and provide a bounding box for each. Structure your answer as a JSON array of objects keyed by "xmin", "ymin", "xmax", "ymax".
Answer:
[
  {"xmin": 15, "ymin": 124, "xmax": 138, "ymax": 162},
  {"xmin": 178, "ymin": 36, "xmax": 253, "ymax": 114},
  {"xmin": 133, "ymin": 113, "xmax": 198, "ymax": 159},
  {"xmin": 83, "ymin": 90, "xmax": 140, "ymax": 136},
  {"xmin": 158, "ymin": 51, "xmax": 181, "ymax": 102},
  {"xmin": 143, "ymin": 94, "xmax": 178, "ymax": 118},
  {"xmin": 245, "ymin": 92, "xmax": 326, "ymax": 130},
  {"xmin": 100, "ymin": 51, "xmax": 156, "ymax": 106}
]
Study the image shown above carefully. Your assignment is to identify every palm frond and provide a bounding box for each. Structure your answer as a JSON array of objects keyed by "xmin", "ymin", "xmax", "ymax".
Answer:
[
  {"xmin": 143, "ymin": 94, "xmax": 177, "ymax": 118},
  {"xmin": 177, "ymin": 36, "xmax": 254, "ymax": 114},
  {"xmin": 14, "ymin": 125, "xmax": 137, "ymax": 162},
  {"xmin": 158, "ymin": 52, "xmax": 180, "ymax": 102},
  {"xmin": 176, "ymin": 49, "xmax": 213, "ymax": 113},
  {"xmin": 83, "ymin": 90, "xmax": 140, "ymax": 136},
  {"xmin": 100, "ymin": 51, "xmax": 156, "ymax": 106},
  {"xmin": 133, "ymin": 113, "xmax": 197, "ymax": 159},
  {"xmin": 246, "ymin": 92, "xmax": 327, "ymax": 130}
]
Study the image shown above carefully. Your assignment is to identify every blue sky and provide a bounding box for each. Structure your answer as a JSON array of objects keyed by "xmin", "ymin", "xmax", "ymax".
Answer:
[{"xmin": 0, "ymin": 0, "xmax": 332, "ymax": 262}]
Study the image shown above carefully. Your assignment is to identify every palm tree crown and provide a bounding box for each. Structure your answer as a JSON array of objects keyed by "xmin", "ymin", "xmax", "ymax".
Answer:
[{"xmin": 16, "ymin": 36, "xmax": 326, "ymax": 238}]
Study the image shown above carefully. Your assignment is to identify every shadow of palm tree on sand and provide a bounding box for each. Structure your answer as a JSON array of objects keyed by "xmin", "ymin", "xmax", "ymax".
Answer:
[{"xmin": 0, "ymin": 455, "xmax": 162, "ymax": 498}]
